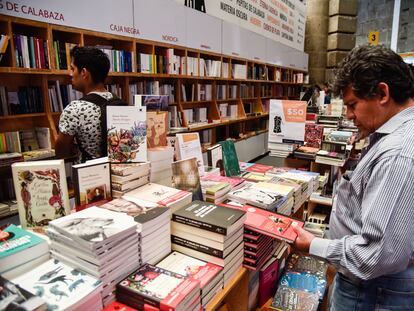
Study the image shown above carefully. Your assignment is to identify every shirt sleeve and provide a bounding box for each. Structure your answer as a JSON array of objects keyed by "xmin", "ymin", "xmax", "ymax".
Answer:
[
  {"xmin": 59, "ymin": 101, "xmax": 80, "ymax": 136},
  {"xmin": 310, "ymin": 155, "xmax": 414, "ymax": 280}
]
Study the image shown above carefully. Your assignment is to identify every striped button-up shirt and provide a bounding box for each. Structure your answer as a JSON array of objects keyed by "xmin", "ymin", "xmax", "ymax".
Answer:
[{"xmin": 310, "ymin": 106, "xmax": 414, "ymax": 281}]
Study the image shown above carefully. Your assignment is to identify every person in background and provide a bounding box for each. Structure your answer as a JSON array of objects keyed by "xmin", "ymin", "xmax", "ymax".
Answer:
[
  {"xmin": 292, "ymin": 45, "xmax": 414, "ymax": 310},
  {"xmin": 322, "ymin": 82, "xmax": 331, "ymax": 105},
  {"xmin": 55, "ymin": 46, "xmax": 112, "ymax": 163}
]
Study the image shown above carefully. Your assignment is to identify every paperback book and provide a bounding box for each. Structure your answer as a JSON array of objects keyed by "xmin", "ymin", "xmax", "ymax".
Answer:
[
  {"xmin": 12, "ymin": 160, "xmax": 70, "ymax": 229},
  {"xmin": 147, "ymin": 111, "xmax": 168, "ymax": 148},
  {"xmin": 219, "ymin": 140, "xmax": 240, "ymax": 177},
  {"xmin": 72, "ymin": 158, "xmax": 111, "ymax": 210},
  {"xmin": 206, "ymin": 144, "xmax": 224, "ymax": 176},
  {"xmin": 107, "ymin": 105, "xmax": 147, "ymax": 163},
  {"xmin": 176, "ymin": 132, "xmax": 205, "ymax": 176},
  {"xmin": 172, "ymin": 157, "xmax": 203, "ymax": 201}
]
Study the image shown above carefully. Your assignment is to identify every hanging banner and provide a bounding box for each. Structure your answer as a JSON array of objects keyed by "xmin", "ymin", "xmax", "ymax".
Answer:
[{"xmin": 175, "ymin": 0, "xmax": 306, "ymax": 51}]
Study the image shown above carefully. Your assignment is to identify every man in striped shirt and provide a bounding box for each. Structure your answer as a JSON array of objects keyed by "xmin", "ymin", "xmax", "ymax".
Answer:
[{"xmin": 293, "ymin": 45, "xmax": 414, "ymax": 310}]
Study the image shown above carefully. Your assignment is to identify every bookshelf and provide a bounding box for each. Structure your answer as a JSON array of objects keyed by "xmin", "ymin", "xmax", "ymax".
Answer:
[{"xmin": 0, "ymin": 14, "xmax": 307, "ymax": 149}]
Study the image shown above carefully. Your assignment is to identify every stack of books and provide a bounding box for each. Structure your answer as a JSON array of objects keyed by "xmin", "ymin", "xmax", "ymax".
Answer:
[
  {"xmin": 227, "ymin": 182, "xmax": 289, "ymax": 212},
  {"xmin": 46, "ymin": 207, "xmax": 139, "ymax": 305},
  {"xmin": 110, "ymin": 162, "xmax": 150, "ymax": 198},
  {"xmin": 201, "ymin": 173, "xmax": 245, "ymax": 191},
  {"xmin": 124, "ymin": 183, "xmax": 192, "ymax": 213},
  {"xmin": 243, "ymin": 229, "xmax": 278, "ymax": 270},
  {"xmin": 171, "ymin": 201, "xmax": 246, "ymax": 288},
  {"xmin": 135, "ymin": 206, "xmax": 171, "ymax": 265},
  {"xmin": 200, "ymin": 179, "xmax": 231, "ymax": 204},
  {"xmin": 252, "ymin": 182, "xmax": 295, "ymax": 214},
  {"xmin": 268, "ymin": 176, "xmax": 307, "ymax": 213},
  {"xmin": 156, "ymin": 251, "xmax": 223, "ymax": 307},
  {"xmin": 268, "ymin": 142, "xmax": 298, "ymax": 158},
  {"xmin": 148, "ymin": 146, "xmax": 174, "ymax": 186},
  {"xmin": 0, "ymin": 224, "xmax": 50, "ymax": 279},
  {"xmin": 117, "ymin": 263, "xmax": 201, "ymax": 311},
  {"xmin": 100, "ymin": 199, "xmax": 171, "ymax": 265},
  {"xmin": 12, "ymin": 259, "xmax": 103, "ymax": 311}
]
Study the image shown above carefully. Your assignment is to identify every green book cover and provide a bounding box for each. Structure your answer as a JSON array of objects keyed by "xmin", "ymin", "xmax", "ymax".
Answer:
[
  {"xmin": 0, "ymin": 224, "xmax": 46, "ymax": 259},
  {"xmin": 219, "ymin": 140, "xmax": 241, "ymax": 177}
]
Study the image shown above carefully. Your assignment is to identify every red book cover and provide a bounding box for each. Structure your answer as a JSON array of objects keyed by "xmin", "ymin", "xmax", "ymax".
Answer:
[
  {"xmin": 246, "ymin": 164, "xmax": 273, "ymax": 174},
  {"xmin": 201, "ymin": 173, "xmax": 244, "ymax": 189},
  {"xmin": 103, "ymin": 301, "xmax": 139, "ymax": 311},
  {"xmin": 33, "ymin": 37, "xmax": 40, "ymax": 69},
  {"xmin": 38, "ymin": 38, "xmax": 45, "ymax": 69},
  {"xmin": 220, "ymin": 203, "xmax": 304, "ymax": 243},
  {"xmin": 258, "ymin": 257, "xmax": 279, "ymax": 306},
  {"xmin": 305, "ymin": 123, "xmax": 324, "ymax": 148}
]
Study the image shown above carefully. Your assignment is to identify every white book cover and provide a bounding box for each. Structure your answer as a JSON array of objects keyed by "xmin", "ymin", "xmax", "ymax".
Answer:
[
  {"xmin": 176, "ymin": 133, "xmax": 205, "ymax": 176},
  {"xmin": 268, "ymin": 100, "xmax": 306, "ymax": 145},
  {"xmin": 12, "ymin": 259, "xmax": 103, "ymax": 311},
  {"xmin": 12, "ymin": 160, "xmax": 70, "ymax": 229},
  {"xmin": 72, "ymin": 158, "xmax": 111, "ymax": 209},
  {"xmin": 107, "ymin": 106, "xmax": 147, "ymax": 163},
  {"xmin": 124, "ymin": 183, "xmax": 191, "ymax": 208},
  {"xmin": 48, "ymin": 206, "xmax": 137, "ymax": 250}
]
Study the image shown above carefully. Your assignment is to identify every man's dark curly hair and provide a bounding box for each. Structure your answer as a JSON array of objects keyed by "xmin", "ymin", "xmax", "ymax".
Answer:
[
  {"xmin": 332, "ymin": 45, "xmax": 414, "ymax": 104},
  {"xmin": 70, "ymin": 46, "xmax": 110, "ymax": 84}
]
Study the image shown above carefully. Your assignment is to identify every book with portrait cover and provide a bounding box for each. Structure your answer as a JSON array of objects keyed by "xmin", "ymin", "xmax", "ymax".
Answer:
[
  {"xmin": 147, "ymin": 111, "xmax": 168, "ymax": 148},
  {"xmin": 12, "ymin": 160, "xmax": 70, "ymax": 229},
  {"xmin": 47, "ymin": 206, "xmax": 137, "ymax": 251},
  {"xmin": 172, "ymin": 157, "xmax": 203, "ymax": 201},
  {"xmin": 116, "ymin": 263, "xmax": 200, "ymax": 311},
  {"xmin": 220, "ymin": 202, "xmax": 304, "ymax": 243},
  {"xmin": 107, "ymin": 105, "xmax": 147, "ymax": 163},
  {"xmin": 72, "ymin": 158, "xmax": 111, "ymax": 211},
  {"xmin": 206, "ymin": 144, "xmax": 224, "ymax": 176}
]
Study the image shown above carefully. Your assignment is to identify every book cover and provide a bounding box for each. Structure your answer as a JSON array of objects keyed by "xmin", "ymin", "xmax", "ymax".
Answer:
[
  {"xmin": 0, "ymin": 275, "xmax": 47, "ymax": 311},
  {"xmin": 111, "ymin": 162, "xmax": 150, "ymax": 177},
  {"xmin": 245, "ymin": 164, "xmax": 273, "ymax": 174},
  {"xmin": 201, "ymin": 173, "xmax": 245, "ymax": 189},
  {"xmin": 258, "ymin": 257, "xmax": 279, "ymax": 306},
  {"xmin": 220, "ymin": 202, "xmax": 304, "ymax": 243},
  {"xmin": 135, "ymin": 95, "xmax": 169, "ymax": 111},
  {"xmin": 12, "ymin": 259, "xmax": 103, "ymax": 311},
  {"xmin": 304, "ymin": 123, "xmax": 324, "ymax": 148},
  {"xmin": 125, "ymin": 183, "xmax": 191, "ymax": 208},
  {"xmin": 172, "ymin": 200, "xmax": 246, "ymax": 236},
  {"xmin": 103, "ymin": 301, "xmax": 138, "ymax": 311},
  {"xmin": 12, "ymin": 160, "xmax": 70, "ymax": 229},
  {"xmin": 239, "ymin": 162, "xmax": 255, "ymax": 171},
  {"xmin": 72, "ymin": 158, "xmax": 111, "ymax": 210},
  {"xmin": 206, "ymin": 144, "xmax": 224, "ymax": 176},
  {"xmin": 268, "ymin": 100, "xmax": 306, "ymax": 145},
  {"xmin": 47, "ymin": 206, "xmax": 136, "ymax": 249},
  {"xmin": 107, "ymin": 106, "xmax": 147, "ymax": 163},
  {"xmin": 117, "ymin": 263, "xmax": 200, "ymax": 310},
  {"xmin": 172, "ymin": 157, "xmax": 203, "ymax": 201},
  {"xmin": 156, "ymin": 251, "xmax": 222, "ymax": 290},
  {"xmin": 219, "ymin": 140, "xmax": 240, "ymax": 177},
  {"xmin": 271, "ymin": 286, "xmax": 319, "ymax": 311},
  {"xmin": 147, "ymin": 111, "xmax": 168, "ymax": 148},
  {"xmin": 100, "ymin": 198, "xmax": 149, "ymax": 216},
  {"xmin": 176, "ymin": 133, "xmax": 205, "ymax": 176}
]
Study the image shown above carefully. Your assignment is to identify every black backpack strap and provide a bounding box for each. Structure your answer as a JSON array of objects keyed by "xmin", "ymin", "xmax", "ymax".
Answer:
[{"xmin": 77, "ymin": 93, "xmax": 127, "ymax": 162}]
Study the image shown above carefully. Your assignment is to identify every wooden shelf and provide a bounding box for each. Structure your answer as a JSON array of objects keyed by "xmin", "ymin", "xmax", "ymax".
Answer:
[{"xmin": 0, "ymin": 113, "xmax": 46, "ymax": 120}]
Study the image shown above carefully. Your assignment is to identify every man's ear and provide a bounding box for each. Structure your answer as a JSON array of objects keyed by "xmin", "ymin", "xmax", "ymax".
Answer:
[
  {"xmin": 378, "ymin": 82, "xmax": 390, "ymax": 106},
  {"xmin": 80, "ymin": 67, "xmax": 89, "ymax": 80}
]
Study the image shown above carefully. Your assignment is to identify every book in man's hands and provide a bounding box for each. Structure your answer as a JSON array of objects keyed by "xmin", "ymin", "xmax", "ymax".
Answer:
[{"xmin": 221, "ymin": 202, "xmax": 304, "ymax": 243}]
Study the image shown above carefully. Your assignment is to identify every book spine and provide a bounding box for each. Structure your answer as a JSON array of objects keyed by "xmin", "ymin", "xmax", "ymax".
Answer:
[
  {"xmin": 117, "ymin": 284, "xmax": 162, "ymax": 309},
  {"xmin": 171, "ymin": 235, "xmax": 224, "ymax": 258},
  {"xmin": 172, "ymin": 214, "xmax": 227, "ymax": 235}
]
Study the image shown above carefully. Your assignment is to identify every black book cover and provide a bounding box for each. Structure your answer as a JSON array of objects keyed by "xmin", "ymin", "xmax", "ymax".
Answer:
[{"xmin": 172, "ymin": 200, "xmax": 245, "ymax": 236}]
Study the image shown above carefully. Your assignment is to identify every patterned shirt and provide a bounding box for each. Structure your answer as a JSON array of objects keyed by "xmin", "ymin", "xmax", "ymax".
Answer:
[
  {"xmin": 59, "ymin": 91, "xmax": 113, "ymax": 163},
  {"xmin": 310, "ymin": 106, "xmax": 414, "ymax": 280}
]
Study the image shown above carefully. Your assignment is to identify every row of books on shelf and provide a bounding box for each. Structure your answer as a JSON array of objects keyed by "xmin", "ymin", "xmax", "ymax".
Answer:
[
  {"xmin": 53, "ymin": 41, "xmax": 75, "ymax": 71},
  {"xmin": 13, "ymin": 34, "xmax": 50, "ymax": 69},
  {"xmin": 0, "ymin": 86, "xmax": 44, "ymax": 116}
]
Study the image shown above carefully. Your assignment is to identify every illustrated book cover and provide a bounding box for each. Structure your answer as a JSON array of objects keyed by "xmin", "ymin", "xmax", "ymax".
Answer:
[
  {"xmin": 107, "ymin": 105, "xmax": 147, "ymax": 163},
  {"xmin": 147, "ymin": 111, "xmax": 168, "ymax": 148},
  {"xmin": 12, "ymin": 259, "xmax": 103, "ymax": 311},
  {"xmin": 206, "ymin": 144, "xmax": 224, "ymax": 176},
  {"xmin": 72, "ymin": 158, "xmax": 111, "ymax": 211},
  {"xmin": 12, "ymin": 160, "xmax": 70, "ymax": 229}
]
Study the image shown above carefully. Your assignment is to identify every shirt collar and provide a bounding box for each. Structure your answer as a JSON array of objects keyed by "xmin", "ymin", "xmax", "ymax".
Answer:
[{"xmin": 375, "ymin": 106, "xmax": 414, "ymax": 134}]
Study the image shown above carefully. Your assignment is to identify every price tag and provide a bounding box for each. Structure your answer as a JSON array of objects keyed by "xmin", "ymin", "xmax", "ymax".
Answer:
[{"xmin": 368, "ymin": 31, "xmax": 379, "ymax": 45}]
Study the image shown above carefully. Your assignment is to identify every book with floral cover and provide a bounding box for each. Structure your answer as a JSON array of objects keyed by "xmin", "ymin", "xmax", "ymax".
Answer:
[
  {"xmin": 12, "ymin": 160, "xmax": 70, "ymax": 229},
  {"xmin": 107, "ymin": 106, "xmax": 147, "ymax": 163}
]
